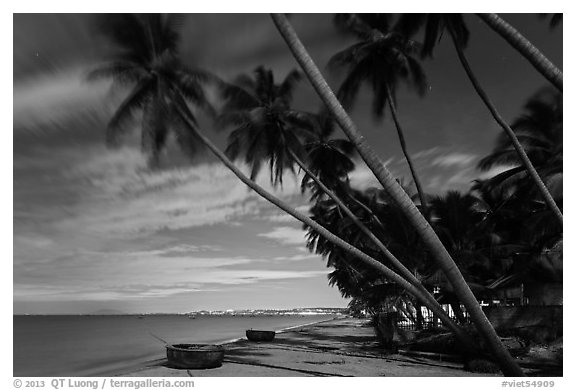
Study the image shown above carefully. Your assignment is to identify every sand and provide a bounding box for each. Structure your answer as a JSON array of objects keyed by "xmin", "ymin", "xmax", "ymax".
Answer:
[{"xmin": 120, "ymin": 317, "xmax": 505, "ymax": 377}]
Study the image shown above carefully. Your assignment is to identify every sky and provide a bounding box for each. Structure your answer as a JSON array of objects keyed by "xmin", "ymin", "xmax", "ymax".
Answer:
[{"xmin": 12, "ymin": 13, "xmax": 562, "ymax": 314}]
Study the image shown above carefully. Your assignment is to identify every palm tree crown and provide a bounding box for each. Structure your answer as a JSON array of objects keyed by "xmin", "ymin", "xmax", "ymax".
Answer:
[
  {"xmin": 89, "ymin": 14, "xmax": 215, "ymax": 167},
  {"xmin": 393, "ymin": 14, "xmax": 470, "ymax": 57},
  {"xmin": 329, "ymin": 27, "xmax": 427, "ymax": 116},
  {"xmin": 477, "ymin": 88, "xmax": 562, "ymax": 201},
  {"xmin": 219, "ymin": 66, "xmax": 313, "ymax": 187},
  {"xmin": 300, "ymin": 111, "xmax": 357, "ymax": 200}
]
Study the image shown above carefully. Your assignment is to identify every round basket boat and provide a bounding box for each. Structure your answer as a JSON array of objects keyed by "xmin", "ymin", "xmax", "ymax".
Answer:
[
  {"xmin": 166, "ymin": 344, "xmax": 224, "ymax": 369},
  {"xmin": 246, "ymin": 329, "xmax": 276, "ymax": 342}
]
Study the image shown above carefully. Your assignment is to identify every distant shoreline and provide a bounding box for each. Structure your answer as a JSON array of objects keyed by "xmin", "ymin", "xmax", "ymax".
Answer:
[{"xmin": 14, "ymin": 308, "xmax": 348, "ymax": 317}]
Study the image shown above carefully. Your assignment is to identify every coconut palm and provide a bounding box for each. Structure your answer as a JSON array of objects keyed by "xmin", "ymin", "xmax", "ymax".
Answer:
[
  {"xmin": 301, "ymin": 111, "xmax": 387, "ymax": 226},
  {"xmin": 329, "ymin": 20, "xmax": 430, "ymax": 216},
  {"xmin": 300, "ymin": 111, "xmax": 357, "ymax": 200},
  {"xmin": 218, "ymin": 66, "xmax": 312, "ymax": 187},
  {"xmin": 309, "ymin": 196, "xmax": 425, "ymax": 324},
  {"xmin": 476, "ymin": 14, "xmax": 562, "ymax": 91},
  {"xmin": 471, "ymin": 179, "xmax": 562, "ymax": 310},
  {"xmin": 220, "ymin": 67, "xmax": 455, "ymax": 322},
  {"xmin": 393, "ymin": 13, "xmax": 563, "ymax": 225},
  {"xmin": 271, "ymin": 13, "xmax": 523, "ymax": 376},
  {"xmin": 393, "ymin": 14, "xmax": 470, "ymax": 58},
  {"xmin": 88, "ymin": 14, "xmax": 217, "ymax": 168},
  {"xmin": 177, "ymin": 104, "xmax": 477, "ymax": 350},
  {"xmin": 429, "ymin": 191, "xmax": 504, "ymax": 286},
  {"xmin": 478, "ymin": 88, "xmax": 562, "ymax": 203},
  {"xmin": 93, "ymin": 15, "xmax": 475, "ymax": 353}
]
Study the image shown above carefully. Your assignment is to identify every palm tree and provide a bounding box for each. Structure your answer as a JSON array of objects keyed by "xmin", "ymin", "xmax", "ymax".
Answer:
[
  {"xmin": 270, "ymin": 13, "xmax": 524, "ymax": 376},
  {"xmin": 92, "ymin": 14, "xmax": 475, "ymax": 352},
  {"xmin": 219, "ymin": 67, "xmax": 458, "ymax": 328},
  {"xmin": 219, "ymin": 66, "xmax": 310, "ymax": 187},
  {"xmin": 478, "ymin": 88, "xmax": 562, "ymax": 203},
  {"xmin": 471, "ymin": 179, "xmax": 562, "ymax": 310},
  {"xmin": 301, "ymin": 111, "xmax": 386, "ymax": 226},
  {"xmin": 88, "ymin": 14, "xmax": 216, "ymax": 168},
  {"xmin": 176, "ymin": 105, "xmax": 477, "ymax": 350},
  {"xmin": 429, "ymin": 191, "xmax": 506, "ymax": 289},
  {"xmin": 329, "ymin": 20, "xmax": 430, "ymax": 216},
  {"xmin": 476, "ymin": 13, "xmax": 562, "ymax": 92},
  {"xmin": 393, "ymin": 13, "xmax": 563, "ymax": 225},
  {"xmin": 300, "ymin": 111, "xmax": 356, "ymax": 200},
  {"xmin": 310, "ymin": 185, "xmax": 432, "ymax": 328}
]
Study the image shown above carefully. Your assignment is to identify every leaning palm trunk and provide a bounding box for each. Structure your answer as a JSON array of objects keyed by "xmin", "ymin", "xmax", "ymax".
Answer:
[
  {"xmin": 448, "ymin": 26, "xmax": 563, "ymax": 226},
  {"xmin": 271, "ymin": 13, "xmax": 524, "ymax": 376},
  {"xmin": 385, "ymin": 84, "xmax": 429, "ymax": 218},
  {"xmin": 476, "ymin": 13, "xmax": 562, "ymax": 92},
  {"xmin": 174, "ymin": 104, "xmax": 476, "ymax": 351},
  {"xmin": 291, "ymin": 149, "xmax": 463, "ymax": 339},
  {"xmin": 290, "ymin": 149, "xmax": 435, "ymax": 299}
]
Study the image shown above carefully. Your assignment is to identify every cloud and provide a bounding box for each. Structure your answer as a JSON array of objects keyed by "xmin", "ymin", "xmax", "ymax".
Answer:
[
  {"xmin": 344, "ymin": 147, "xmax": 506, "ymax": 194},
  {"xmin": 258, "ymin": 226, "xmax": 308, "ymax": 246},
  {"xmin": 349, "ymin": 158, "xmax": 394, "ymax": 190},
  {"xmin": 116, "ymin": 244, "xmax": 223, "ymax": 258},
  {"xmin": 412, "ymin": 147, "xmax": 441, "ymax": 160},
  {"xmin": 431, "ymin": 152, "xmax": 477, "ymax": 168},
  {"xmin": 13, "ymin": 64, "xmax": 111, "ymax": 129},
  {"xmin": 55, "ymin": 146, "xmax": 307, "ymax": 237},
  {"xmin": 476, "ymin": 165, "xmax": 518, "ymax": 180},
  {"xmin": 257, "ymin": 204, "xmax": 310, "ymax": 224},
  {"xmin": 272, "ymin": 254, "xmax": 319, "ymax": 262},
  {"xmin": 14, "ymin": 244, "xmax": 327, "ymax": 302},
  {"xmin": 263, "ymin": 213, "xmax": 296, "ymax": 223}
]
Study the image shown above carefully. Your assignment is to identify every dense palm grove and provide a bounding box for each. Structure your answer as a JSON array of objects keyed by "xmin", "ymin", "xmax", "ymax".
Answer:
[{"xmin": 91, "ymin": 14, "xmax": 562, "ymax": 376}]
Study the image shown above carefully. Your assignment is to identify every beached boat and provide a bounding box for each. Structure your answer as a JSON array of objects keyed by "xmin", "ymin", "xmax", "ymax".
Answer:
[
  {"xmin": 166, "ymin": 344, "xmax": 225, "ymax": 369},
  {"xmin": 246, "ymin": 329, "xmax": 276, "ymax": 342}
]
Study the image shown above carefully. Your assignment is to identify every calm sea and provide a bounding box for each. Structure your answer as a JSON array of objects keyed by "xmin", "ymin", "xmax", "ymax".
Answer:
[{"xmin": 13, "ymin": 314, "xmax": 335, "ymax": 377}]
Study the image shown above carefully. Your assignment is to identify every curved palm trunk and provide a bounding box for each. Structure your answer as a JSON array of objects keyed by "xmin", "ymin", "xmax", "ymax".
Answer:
[
  {"xmin": 476, "ymin": 13, "xmax": 562, "ymax": 92},
  {"xmin": 290, "ymin": 149, "xmax": 432, "ymax": 294},
  {"xmin": 330, "ymin": 179, "xmax": 387, "ymax": 230},
  {"xmin": 345, "ymin": 191, "xmax": 386, "ymax": 229},
  {"xmin": 271, "ymin": 13, "xmax": 524, "ymax": 376},
  {"xmin": 448, "ymin": 26, "xmax": 563, "ymax": 226},
  {"xmin": 174, "ymin": 105, "xmax": 476, "ymax": 351},
  {"xmin": 385, "ymin": 84, "xmax": 430, "ymax": 218}
]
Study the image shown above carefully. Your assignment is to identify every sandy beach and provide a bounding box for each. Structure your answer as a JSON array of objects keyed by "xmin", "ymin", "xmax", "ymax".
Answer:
[{"xmin": 120, "ymin": 317, "xmax": 510, "ymax": 377}]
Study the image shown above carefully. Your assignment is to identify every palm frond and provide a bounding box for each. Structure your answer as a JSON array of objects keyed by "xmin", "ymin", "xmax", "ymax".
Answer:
[
  {"xmin": 334, "ymin": 57, "xmax": 372, "ymax": 110},
  {"xmin": 220, "ymin": 83, "xmax": 259, "ymax": 111},
  {"xmin": 278, "ymin": 70, "xmax": 302, "ymax": 104},
  {"xmin": 406, "ymin": 56, "xmax": 428, "ymax": 96},
  {"xmin": 333, "ymin": 13, "xmax": 375, "ymax": 39},
  {"xmin": 96, "ymin": 14, "xmax": 151, "ymax": 63},
  {"xmin": 107, "ymin": 77, "xmax": 154, "ymax": 145},
  {"xmin": 419, "ymin": 16, "xmax": 442, "ymax": 58},
  {"xmin": 393, "ymin": 13, "xmax": 427, "ymax": 38},
  {"xmin": 87, "ymin": 61, "xmax": 146, "ymax": 84}
]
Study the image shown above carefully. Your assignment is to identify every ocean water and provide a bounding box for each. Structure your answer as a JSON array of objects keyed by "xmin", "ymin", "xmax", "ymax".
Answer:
[{"xmin": 13, "ymin": 314, "xmax": 335, "ymax": 377}]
